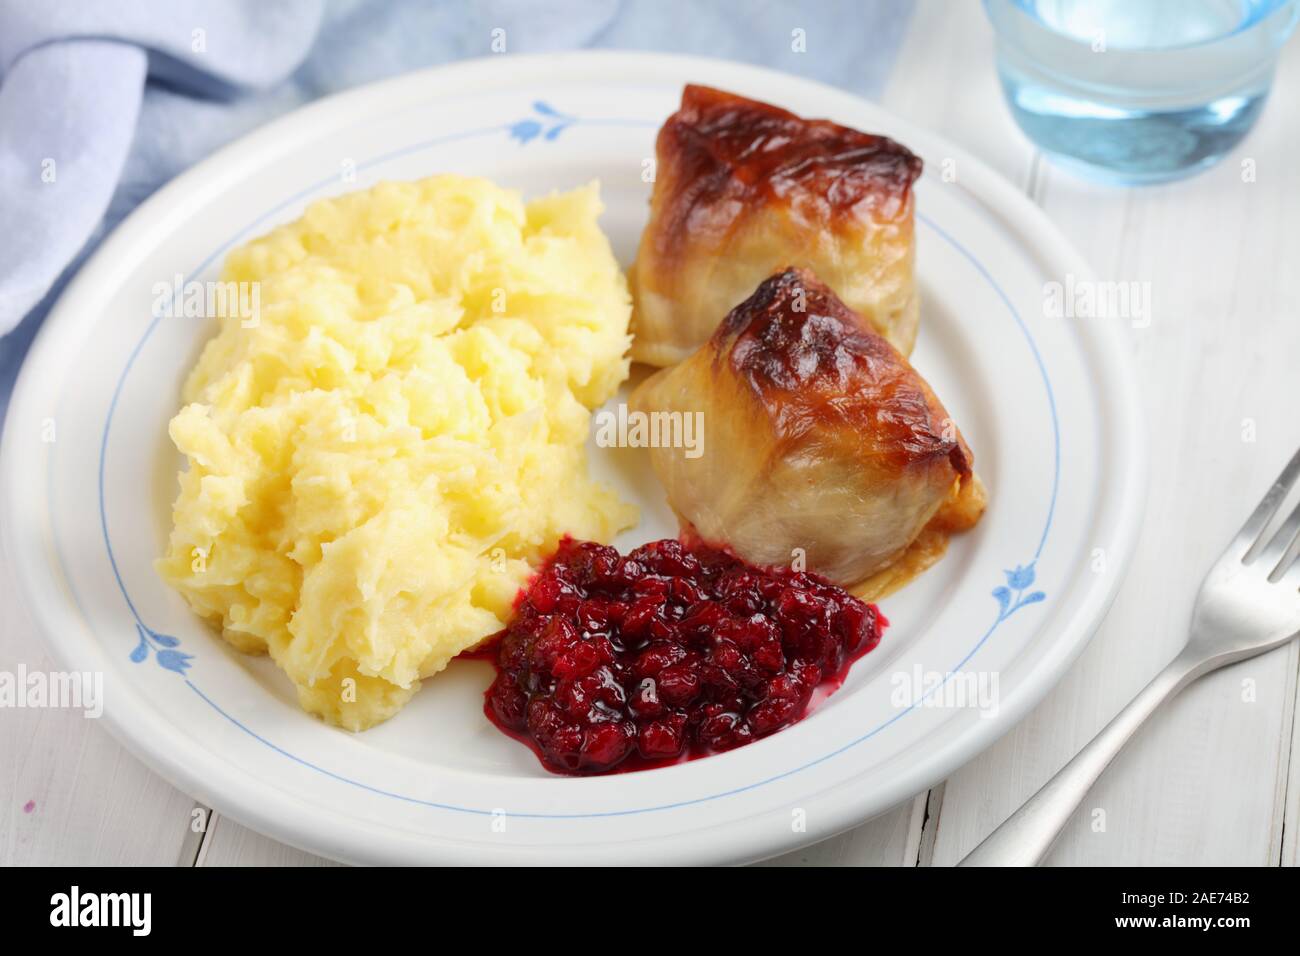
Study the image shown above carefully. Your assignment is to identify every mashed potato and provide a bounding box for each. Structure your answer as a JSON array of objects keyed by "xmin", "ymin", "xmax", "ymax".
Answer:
[{"xmin": 157, "ymin": 176, "xmax": 637, "ymax": 730}]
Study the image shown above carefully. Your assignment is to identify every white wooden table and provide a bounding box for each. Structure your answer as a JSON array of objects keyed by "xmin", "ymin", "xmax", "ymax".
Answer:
[{"xmin": 3, "ymin": 0, "xmax": 1298, "ymax": 867}]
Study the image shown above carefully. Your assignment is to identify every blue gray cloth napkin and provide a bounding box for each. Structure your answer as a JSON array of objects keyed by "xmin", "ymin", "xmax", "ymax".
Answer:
[{"xmin": 0, "ymin": 0, "xmax": 912, "ymax": 423}]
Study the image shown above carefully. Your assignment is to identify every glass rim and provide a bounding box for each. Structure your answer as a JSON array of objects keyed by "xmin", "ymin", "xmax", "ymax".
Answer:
[{"xmin": 984, "ymin": 0, "xmax": 1300, "ymax": 53}]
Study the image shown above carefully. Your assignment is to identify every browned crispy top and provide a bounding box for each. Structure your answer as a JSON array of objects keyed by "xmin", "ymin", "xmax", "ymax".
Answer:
[
  {"xmin": 654, "ymin": 84, "xmax": 922, "ymax": 243},
  {"xmin": 715, "ymin": 268, "xmax": 969, "ymax": 476}
]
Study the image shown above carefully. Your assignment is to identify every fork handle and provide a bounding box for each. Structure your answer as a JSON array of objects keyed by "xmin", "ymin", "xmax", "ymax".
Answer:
[{"xmin": 958, "ymin": 651, "xmax": 1206, "ymax": 866}]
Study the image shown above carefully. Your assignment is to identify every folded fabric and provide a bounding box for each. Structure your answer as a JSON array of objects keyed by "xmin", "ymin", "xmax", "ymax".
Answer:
[{"xmin": 0, "ymin": 0, "xmax": 324, "ymax": 335}]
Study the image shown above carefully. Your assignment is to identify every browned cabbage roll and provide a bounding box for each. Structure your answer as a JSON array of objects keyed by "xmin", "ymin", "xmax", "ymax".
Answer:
[
  {"xmin": 630, "ymin": 84, "xmax": 923, "ymax": 368},
  {"xmin": 630, "ymin": 268, "xmax": 984, "ymax": 597}
]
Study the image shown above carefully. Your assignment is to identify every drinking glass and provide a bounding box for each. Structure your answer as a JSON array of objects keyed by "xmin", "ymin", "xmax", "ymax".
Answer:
[{"xmin": 984, "ymin": 0, "xmax": 1300, "ymax": 183}]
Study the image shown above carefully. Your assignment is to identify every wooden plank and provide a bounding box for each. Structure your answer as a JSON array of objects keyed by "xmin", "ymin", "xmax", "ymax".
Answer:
[
  {"xmin": 0, "ymin": 544, "xmax": 194, "ymax": 865},
  {"xmin": 924, "ymin": 23, "xmax": 1300, "ymax": 867}
]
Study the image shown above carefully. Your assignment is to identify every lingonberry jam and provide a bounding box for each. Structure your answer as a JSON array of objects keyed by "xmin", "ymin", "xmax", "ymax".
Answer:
[{"xmin": 483, "ymin": 538, "xmax": 885, "ymax": 774}]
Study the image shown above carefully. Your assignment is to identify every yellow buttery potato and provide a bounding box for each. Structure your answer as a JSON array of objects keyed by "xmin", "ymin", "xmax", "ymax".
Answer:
[{"xmin": 157, "ymin": 176, "xmax": 636, "ymax": 730}]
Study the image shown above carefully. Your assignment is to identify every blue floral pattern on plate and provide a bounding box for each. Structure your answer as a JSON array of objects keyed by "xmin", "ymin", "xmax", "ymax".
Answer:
[
  {"xmin": 130, "ymin": 622, "xmax": 192, "ymax": 674},
  {"xmin": 992, "ymin": 563, "xmax": 1047, "ymax": 622},
  {"xmin": 509, "ymin": 101, "xmax": 577, "ymax": 144}
]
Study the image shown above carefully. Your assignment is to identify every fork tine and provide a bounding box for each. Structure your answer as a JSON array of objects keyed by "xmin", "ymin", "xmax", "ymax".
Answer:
[
  {"xmin": 1259, "ymin": 496, "xmax": 1300, "ymax": 579},
  {"xmin": 1277, "ymin": 554, "xmax": 1300, "ymax": 591},
  {"xmin": 1232, "ymin": 444, "xmax": 1300, "ymax": 563}
]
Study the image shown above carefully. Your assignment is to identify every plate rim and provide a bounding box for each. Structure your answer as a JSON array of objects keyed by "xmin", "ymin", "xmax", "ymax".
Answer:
[{"xmin": 0, "ymin": 50, "xmax": 1147, "ymax": 864}]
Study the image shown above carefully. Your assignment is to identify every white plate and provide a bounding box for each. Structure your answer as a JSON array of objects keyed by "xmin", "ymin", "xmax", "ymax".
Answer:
[{"xmin": 0, "ymin": 52, "xmax": 1145, "ymax": 865}]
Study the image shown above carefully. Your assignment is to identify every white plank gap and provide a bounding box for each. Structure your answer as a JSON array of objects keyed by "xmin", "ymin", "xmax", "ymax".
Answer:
[
  {"xmin": 1283, "ymin": 646, "xmax": 1300, "ymax": 865},
  {"xmin": 177, "ymin": 803, "xmax": 214, "ymax": 866}
]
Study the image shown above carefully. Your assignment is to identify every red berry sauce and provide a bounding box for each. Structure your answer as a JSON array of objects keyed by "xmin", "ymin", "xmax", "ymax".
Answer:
[{"xmin": 483, "ymin": 538, "xmax": 886, "ymax": 775}]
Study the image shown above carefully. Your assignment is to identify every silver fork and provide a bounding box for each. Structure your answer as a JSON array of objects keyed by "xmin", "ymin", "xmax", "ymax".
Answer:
[{"xmin": 960, "ymin": 445, "xmax": 1300, "ymax": 866}]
